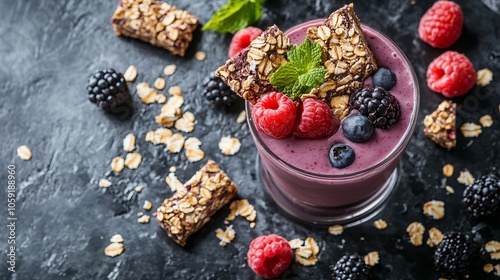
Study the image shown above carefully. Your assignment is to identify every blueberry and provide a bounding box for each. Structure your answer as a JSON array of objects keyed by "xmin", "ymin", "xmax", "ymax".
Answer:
[
  {"xmin": 372, "ymin": 68, "xmax": 396, "ymax": 90},
  {"xmin": 342, "ymin": 114, "xmax": 374, "ymax": 143},
  {"xmin": 329, "ymin": 143, "xmax": 356, "ymax": 169}
]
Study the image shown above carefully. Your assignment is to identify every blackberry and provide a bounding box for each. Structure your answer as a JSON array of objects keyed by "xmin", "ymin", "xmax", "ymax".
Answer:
[
  {"xmin": 463, "ymin": 175, "xmax": 500, "ymax": 218},
  {"xmin": 331, "ymin": 253, "xmax": 369, "ymax": 280},
  {"xmin": 350, "ymin": 87, "xmax": 400, "ymax": 129},
  {"xmin": 434, "ymin": 232, "xmax": 476, "ymax": 279},
  {"xmin": 202, "ymin": 73, "xmax": 238, "ymax": 107},
  {"xmin": 86, "ymin": 69, "xmax": 130, "ymax": 112}
]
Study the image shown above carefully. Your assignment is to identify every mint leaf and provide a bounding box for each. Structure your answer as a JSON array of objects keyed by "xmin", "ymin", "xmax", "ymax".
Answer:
[
  {"xmin": 270, "ymin": 39, "xmax": 326, "ymax": 99},
  {"xmin": 202, "ymin": 0, "xmax": 265, "ymax": 34}
]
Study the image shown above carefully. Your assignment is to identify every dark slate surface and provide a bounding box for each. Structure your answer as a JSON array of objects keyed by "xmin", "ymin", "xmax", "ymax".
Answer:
[{"xmin": 1, "ymin": 0, "xmax": 499, "ymax": 279}]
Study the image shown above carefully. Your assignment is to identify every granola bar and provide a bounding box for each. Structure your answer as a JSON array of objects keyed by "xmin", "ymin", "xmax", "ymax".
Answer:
[
  {"xmin": 111, "ymin": 0, "xmax": 199, "ymax": 57},
  {"xmin": 215, "ymin": 25, "xmax": 292, "ymax": 104},
  {"xmin": 155, "ymin": 160, "xmax": 238, "ymax": 246},
  {"xmin": 423, "ymin": 100, "xmax": 456, "ymax": 150},
  {"xmin": 306, "ymin": 4, "xmax": 378, "ymax": 119}
]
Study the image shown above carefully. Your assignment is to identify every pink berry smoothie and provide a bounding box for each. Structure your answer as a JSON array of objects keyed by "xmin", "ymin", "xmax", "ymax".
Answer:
[{"xmin": 246, "ymin": 20, "xmax": 419, "ymax": 224}]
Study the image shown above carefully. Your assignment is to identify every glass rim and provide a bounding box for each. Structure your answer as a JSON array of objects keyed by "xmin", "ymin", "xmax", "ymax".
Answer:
[{"xmin": 246, "ymin": 19, "xmax": 421, "ymax": 179}]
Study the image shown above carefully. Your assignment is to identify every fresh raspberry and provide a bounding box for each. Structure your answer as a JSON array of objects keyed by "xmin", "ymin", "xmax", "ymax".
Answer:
[
  {"xmin": 418, "ymin": 0, "xmax": 463, "ymax": 48},
  {"xmin": 228, "ymin": 27, "xmax": 263, "ymax": 58},
  {"xmin": 427, "ymin": 51, "xmax": 476, "ymax": 98},
  {"xmin": 293, "ymin": 99, "xmax": 340, "ymax": 139},
  {"xmin": 247, "ymin": 234, "xmax": 293, "ymax": 279},
  {"xmin": 251, "ymin": 92, "xmax": 296, "ymax": 139}
]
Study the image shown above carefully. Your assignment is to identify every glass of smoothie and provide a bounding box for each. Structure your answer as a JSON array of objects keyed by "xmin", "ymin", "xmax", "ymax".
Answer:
[{"xmin": 246, "ymin": 19, "xmax": 420, "ymax": 225}]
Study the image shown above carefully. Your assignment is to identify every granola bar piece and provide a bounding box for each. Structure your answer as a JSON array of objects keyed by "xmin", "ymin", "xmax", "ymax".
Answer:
[
  {"xmin": 423, "ymin": 100, "xmax": 456, "ymax": 150},
  {"xmin": 215, "ymin": 25, "xmax": 292, "ymax": 104},
  {"xmin": 155, "ymin": 160, "xmax": 238, "ymax": 246},
  {"xmin": 111, "ymin": 0, "xmax": 199, "ymax": 57},
  {"xmin": 306, "ymin": 4, "xmax": 378, "ymax": 119}
]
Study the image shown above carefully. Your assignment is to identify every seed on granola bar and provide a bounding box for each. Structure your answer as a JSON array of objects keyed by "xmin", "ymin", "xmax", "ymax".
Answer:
[{"xmin": 155, "ymin": 160, "xmax": 238, "ymax": 246}]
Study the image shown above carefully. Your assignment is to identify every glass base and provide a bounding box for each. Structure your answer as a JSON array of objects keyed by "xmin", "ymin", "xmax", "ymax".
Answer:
[{"xmin": 256, "ymin": 154, "xmax": 398, "ymax": 227}]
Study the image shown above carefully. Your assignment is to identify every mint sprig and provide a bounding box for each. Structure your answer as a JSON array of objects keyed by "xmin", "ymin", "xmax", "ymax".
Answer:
[
  {"xmin": 270, "ymin": 39, "xmax": 326, "ymax": 99},
  {"xmin": 202, "ymin": 0, "xmax": 266, "ymax": 34}
]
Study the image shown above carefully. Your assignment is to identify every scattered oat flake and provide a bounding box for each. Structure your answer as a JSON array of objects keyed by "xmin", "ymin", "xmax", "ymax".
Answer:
[
  {"xmin": 136, "ymin": 82, "xmax": 158, "ymax": 104},
  {"xmin": 484, "ymin": 263, "xmax": 494, "ymax": 273},
  {"xmin": 237, "ymin": 110, "xmax": 246, "ymax": 124},
  {"xmin": 166, "ymin": 172, "xmax": 183, "ymax": 192},
  {"xmin": 110, "ymin": 234, "xmax": 124, "ymax": 243},
  {"xmin": 104, "ymin": 242, "xmax": 124, "ymax": 257},
  {"xmin": 184, "ymin": 137, "xmax": 202, "ymax": 150},
  {"xmin": 163, "ymin": 64, "xmax": 177, "ymax": 76},
  {"xmin": 495, "ymin": 264, "xmax": 500, "ymax": 276},
  {"xmin": 250, "ymin": 222, "xmax": 256, "ymax": 228},
  {"xmin": 296, "ymin": 254, "xmax": 318, "ymax": 266},
  {"xmin": 111, "ymin": 156, "xmax": 125, "ymax": 173},
  {"xmin": 168, "ymin": 86, "xmax": 182, "ymax": 96},
  {"xmin": 137, "ymin": 212, "xmax": 143, "ymax": 217},
  {"xmin": 426, "ymin": 227, "xmax": 444, "ymax": 247},
  {"xmin": 156, "ymin": 93, "xmax": 167, "ymax": 103},
  {"xmin": 476, "ymin": 68, "xmax": 493, "ymax": 87},
  {"xmin": 195, "ymin": 51, "xmax": 206, "ymax": 61},
  {"xmin": 138, "ymin": 214, "xmax": 150, "ymax": 224},
  {"xmin": 407, "ymin": 222, "xmax": 425, "ymax": 246},
  {"xmin": 169, "ymin": 166, "xmax": 177, "ymax": 173},
  {"xmin": 154, "ymin": 77, "xmax": 166, "ymax": 90},
  {"xmin": 143, "ymin": 200, "xmax": 152, "ymax": 211},
  {"xmin": 480, "ymin": 115, "xmax": 493, "ymax": 127},
  {"xmin": 99, "ymin": 179, "xmax": 112, "ymax": 188},
  {"xmin": 215, "ymin": 225, "xmax": 235, "ymax": 246},
  {"xmin": 289, "ymin": 238, "xmax": 303, "ymax": 249},
  {"xmin": 491, "ymin": 252, "xmax": 500, "ymax": 260},
  {"xmin": 485, "ymin": 241, "xmax": 500, "ymax": 253},
  {"xmin": 363, "ymin": 251, "xmax": 379, "ymax": 267},
  {"xmin": 17, "ymin": 145, "xmax": 32, "ymax": 160},
  {"xmin": 219, "ymin": 136, "xmax": 241, "ymax": 156},
  {"xmin": 445, "ymin": 185, "xmax": 455, "ymax": 194},
  {"xmin": 175, "ymin": 112, "xmax": 195, "ymax": 133},
  {"xmin": 457, "ymin": 170, "xmax": 475, "ymax": 186},
  {"xmin": 225, "ymin": 199, "xmax": 257, "ymax": 223},
  {"xmin": 166, "ymin": 133, "xmax": 185, "ymax": 153},
  {"xmin": 124, "ymin": 65, "xmax": 137, "ymax": 82},
  {"xmin": 423, "ymin": 200, "xmax": 445, "ymax": 220},
  {"xmin": 328, "ymin": 224, "xmax": 344, "ymax": 235},
  {"xmin": 373, "ymin": 219, "xmax": 388, "ymax": 230},
  {"xmin": 186, "ymin": 148, "xmax": 205, "ymax": 162},
  {"xmin": 124, "ymin": 153, "xmax": 142, "ymax": 169},
  {"xmin": 460, "ymin": 122, "xmax": 482, "ymax": 138},
  {"xmin": 442, "ymin": 164, "xmax": 454, "ymax": 177},
  {"xmin": 123, "ymin": 133, "xmax": 136, "ymax": 152},
  {"xmin": 135, "ymin": 186, "xmax": 143, "ymax": 193}
]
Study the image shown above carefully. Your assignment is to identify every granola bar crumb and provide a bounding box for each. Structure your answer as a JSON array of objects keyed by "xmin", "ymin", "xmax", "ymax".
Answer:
[{"xmin": 215, "ymin": 225, "xmax": 235, "ymax": 246}]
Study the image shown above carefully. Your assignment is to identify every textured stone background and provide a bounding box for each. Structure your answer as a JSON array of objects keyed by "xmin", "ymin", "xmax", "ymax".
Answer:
[{"xmin": 0, "ymin": 0, "xmax": 499, "ymax": 279}]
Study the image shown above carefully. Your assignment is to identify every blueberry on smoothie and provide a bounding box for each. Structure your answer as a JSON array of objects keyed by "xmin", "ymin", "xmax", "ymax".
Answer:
[
  {"xmin": 342, "ymin": 114, "xmax": 374, "ymax": 143},
  {"xmin": 372, "ymin": 67, "xmax": 396, "ymax": 90},
  {"xmin": 329, "ymin": 143, "xmax": 355, "ymax": 169}
]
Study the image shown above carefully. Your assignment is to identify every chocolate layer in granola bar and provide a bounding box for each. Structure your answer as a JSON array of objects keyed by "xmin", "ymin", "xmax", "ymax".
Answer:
[
  {"xmin": 306, "ymin": 4, "xmax": 378, "ymax": 119},
  {"xmin": 215, "ymin": 25, "xmax": 292, "ymax": 104},
  {"xmin": 111, "ymin": 0, "xmax": 199, "ymax": 57},
  {"xmin": 156, "ymin": 160, "xmax": 238, "ymax": 246},
  {"xmin": 423, "ymin": 100, "xmax": 456, "ymax": 150}
]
